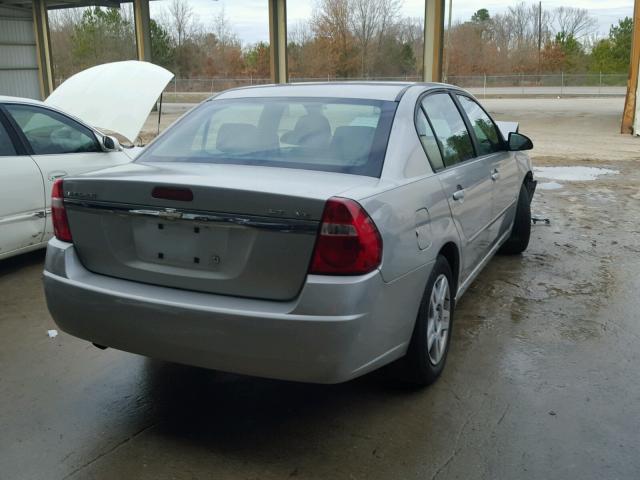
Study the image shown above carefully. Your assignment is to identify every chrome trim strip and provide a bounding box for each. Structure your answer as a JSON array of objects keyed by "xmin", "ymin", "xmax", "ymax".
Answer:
[
  {"xmin": 64, "ymin": 199, "xmax": 318, "ymax": 234},
  {"xmin": 0, "ymin": 210, "xmax": 46, "ymax": 225}
]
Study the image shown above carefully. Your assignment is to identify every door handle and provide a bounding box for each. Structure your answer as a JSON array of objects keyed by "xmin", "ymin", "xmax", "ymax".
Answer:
[
  {"xmin": 48, "ymin": 171, "xmax": 68, "ymax": 181},
  {"xmin": 452, "ymin": 187, "xmax": 465, "ymax": 201},
  {"xmin": 491, "ymin": 169, "xmax": 500, "ymax": 181}
]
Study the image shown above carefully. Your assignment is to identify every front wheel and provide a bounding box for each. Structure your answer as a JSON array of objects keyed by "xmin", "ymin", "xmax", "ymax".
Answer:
[
  {"xmin": 398, "ymin": 255, "xmax": 455, "ymax": 386},
  {"xmin": 499, "ymin": 183, "xmax": 531, "ymax": 255}
]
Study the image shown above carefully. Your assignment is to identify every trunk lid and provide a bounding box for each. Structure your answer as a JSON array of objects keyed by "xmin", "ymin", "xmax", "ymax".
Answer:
[{"xmin": 63, "ymin": 163, "xmax": 380, "ymax": 300}]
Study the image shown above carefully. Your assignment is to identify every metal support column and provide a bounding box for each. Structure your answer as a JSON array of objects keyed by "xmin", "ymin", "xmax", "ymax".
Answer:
[
  {"xmin": 423, "ymin": 0, "xmax": 445, "ymax": 83},
  {"xmin": 134, "ymin": 0, "xmax": 152, "ymax": 62},
  {"xmin": 268, "ymin": 0, "xmax": 287, "ymax": 84},
  {"xmin": 621, "ymin": 0, "xmax": 640, "ymax": 134},
  {"xmin": 32, "ymin": 0, "xmax": 53, "ymax": 99}
]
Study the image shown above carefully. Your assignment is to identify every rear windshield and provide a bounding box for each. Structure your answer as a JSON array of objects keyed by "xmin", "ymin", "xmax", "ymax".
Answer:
[{"xmin": 137, "ymin": 97, "xmax": 397, "ymax": 177}]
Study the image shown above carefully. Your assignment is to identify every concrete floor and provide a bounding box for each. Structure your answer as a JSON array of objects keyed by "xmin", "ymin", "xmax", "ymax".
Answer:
[{"xmin": 2, "ymin": 98, "xmax": 640, "ymax": 479}]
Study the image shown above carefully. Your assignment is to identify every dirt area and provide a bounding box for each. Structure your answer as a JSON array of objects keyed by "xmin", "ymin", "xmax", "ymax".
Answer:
[{"xmin": 1, "ymin": 98, "xmax": 640, "ymax": 479}]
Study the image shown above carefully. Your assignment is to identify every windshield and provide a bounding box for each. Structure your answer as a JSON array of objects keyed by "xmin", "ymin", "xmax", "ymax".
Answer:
[{"xmin": 137, "ymin": 97, "xmax": 397, "ymax": 177}]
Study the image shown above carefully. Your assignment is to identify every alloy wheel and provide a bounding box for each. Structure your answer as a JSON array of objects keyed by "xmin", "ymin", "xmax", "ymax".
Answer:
[{"xmin": 426, "ymin": 274, "xmax": 451, "ymax": 365}]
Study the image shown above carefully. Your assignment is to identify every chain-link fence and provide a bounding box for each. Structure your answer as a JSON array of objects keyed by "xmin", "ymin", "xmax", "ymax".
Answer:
[
  {"xmin": 447, "ymin": 73, "xmax": 628, "ymax": 97},
  {"xmin": 158, "ymin": 73, "xmax": 627, "ymax": 102}
]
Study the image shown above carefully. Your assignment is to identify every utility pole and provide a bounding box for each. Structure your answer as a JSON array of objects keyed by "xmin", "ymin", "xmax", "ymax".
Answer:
[{"xmin": 537, "ymin": 1, "xmax": 542, "ymax": 75}]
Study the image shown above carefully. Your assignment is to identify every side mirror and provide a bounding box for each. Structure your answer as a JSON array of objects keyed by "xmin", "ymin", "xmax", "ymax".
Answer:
[
  {"xmin": 102, "ymin": 135, "xmax": 121, "ymax": 152},
  {"xmin": 508, "ymin": 132, "xmax": 533, "ymax": 151}
]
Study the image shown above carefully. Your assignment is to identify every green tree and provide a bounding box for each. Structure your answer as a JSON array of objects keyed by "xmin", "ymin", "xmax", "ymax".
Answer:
[
  {"xmin": 471, "ymin": 8, "xmax": 490, "ymax": 24},
  {"xmin": 244, "ymin": 42, "xmax": 270, "ymax": 77},
  {"xmin": 150, "ymin": 19, "xmax": 174, "ymax": 69},
  {"xmin": 553, "ymin": 32, "xmax": 584, "ymax": 72},
  {"xmin": 71, "ymin": 7, "xmax": 135, "ymax": 69},
  {"xmin": 590, "ymin": 17, "xmax": 633, "ymax": 73},
  {"xmin": 398, "ymin": 43, "xmax": 416, "ymax": 75}
]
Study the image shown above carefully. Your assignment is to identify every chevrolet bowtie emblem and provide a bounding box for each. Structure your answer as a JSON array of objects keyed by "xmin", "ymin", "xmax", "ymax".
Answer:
[{"xmin": 157, "ymin": 208, "xmax": 183, "ymax": 220}]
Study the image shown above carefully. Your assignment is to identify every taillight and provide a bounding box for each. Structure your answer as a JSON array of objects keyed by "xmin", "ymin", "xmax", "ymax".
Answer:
[
  {"xmin": 309, "ymin": 197, "xmax": 382, "ymax": 275},
  {"xmin": 152, "ymin": 186, "xmax": 193, "ymax": 202},
  {"xmin": 51, "ymin": 179, "xmax": 72, "ymax": 243}
]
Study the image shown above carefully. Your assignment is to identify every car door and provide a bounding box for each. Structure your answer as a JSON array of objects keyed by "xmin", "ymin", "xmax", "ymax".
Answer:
[
  {"xmin": 4, "ymin": 103, "xmax": 130, "ymax": 239},
  {"xmin": 456, "ymin": 95, "xmax": 520, "ymax": 245},
  {"xmin": 0, "ymin": 110, "xmax": 45, "ymax": 258},
  {"xmin": 420, "ymin": 92, "xmax": 493, "ymax": 280}
]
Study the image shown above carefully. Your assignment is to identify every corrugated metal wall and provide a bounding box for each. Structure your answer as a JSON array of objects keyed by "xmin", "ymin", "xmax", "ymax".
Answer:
[{"xmin": 0, "ymin": 5, "xmax": 41, "ymax": 99}]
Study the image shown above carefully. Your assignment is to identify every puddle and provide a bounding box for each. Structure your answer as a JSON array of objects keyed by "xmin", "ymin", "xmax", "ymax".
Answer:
[
  {"xmin": 539, "ymin": 181, "xmax": 563, "ymax": 190},
  {"xmin": 534, "ymin": 166, "xmax": 619, "ymax": 182}
]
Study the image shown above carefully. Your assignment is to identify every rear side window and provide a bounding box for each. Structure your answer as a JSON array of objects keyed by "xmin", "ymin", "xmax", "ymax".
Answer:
[
  {"xmin": 421, "ymin": 93, "xmax": 474, "ymax": 167},
  {"xmin": 139, "ymin": 97, "xmax": 397, "ymax": 177},
  {"xmin": 457, "ymin": 95, "xmax": 503, "ymax": 156},
  {"xmin": 0, "ymin": 120, "xmax": 16, "ymax": 156},
  {"xmin": 5, "ymin": 104, "xmax": 99, "ymax": 155},
  {"xmin": 415, "ymin": 108, "xmax": 444, "ymax": 171}
]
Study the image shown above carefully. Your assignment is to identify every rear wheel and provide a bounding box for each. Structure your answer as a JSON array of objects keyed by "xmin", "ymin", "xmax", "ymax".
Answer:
[
  {"xmin": 398, "ymin": 255, "xmax": 455, "ymax": 386},
  {"xmin": 499, "ymin": 183, "xmax": 531, "ymax": 255}
]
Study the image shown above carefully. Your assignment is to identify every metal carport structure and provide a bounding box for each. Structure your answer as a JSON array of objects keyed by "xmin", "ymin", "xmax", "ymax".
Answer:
[{"xmin": 0, "ymin": 0, "xmax": 448, "ymax": 100}]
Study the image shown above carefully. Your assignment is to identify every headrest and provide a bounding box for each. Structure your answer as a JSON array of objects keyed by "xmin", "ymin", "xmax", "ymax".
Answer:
[
  {"xmin": 281, "ymin": 113, "xmax": 331, "ymax": 148},
  {"xmin": 331, "ymin": 126, "xmax": 376, "ymax": 164},
  {"xmin": 217, "ymin": 123, "xmax": 259, "ymax": 153}
]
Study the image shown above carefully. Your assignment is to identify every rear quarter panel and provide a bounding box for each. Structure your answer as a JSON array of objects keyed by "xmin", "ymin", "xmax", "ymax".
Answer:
[
  {"xmin": 355, "ymin": 85, "xmax": 462, "ymax": 286},
  {"xmin": 355, "ymin": 176, "xmax": 460, "ymax": 355},
  {"xmin": 359, "ymin": 176, "xmax": 458, "ymax": 285}
]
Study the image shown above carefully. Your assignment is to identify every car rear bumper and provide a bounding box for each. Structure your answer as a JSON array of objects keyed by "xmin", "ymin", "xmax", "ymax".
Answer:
[{"xmin": 43, "ymin": 239, "xmax": 431, "ymax": 383}]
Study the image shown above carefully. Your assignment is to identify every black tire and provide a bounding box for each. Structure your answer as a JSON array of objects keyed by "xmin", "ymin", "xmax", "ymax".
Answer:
[
  {"xmin": 499, "ymin": 183, "xmax": 531, "ymax": 255},
  {"xmin": 397, "ymin": 255, "xmax": 455, "ymax": 386}
]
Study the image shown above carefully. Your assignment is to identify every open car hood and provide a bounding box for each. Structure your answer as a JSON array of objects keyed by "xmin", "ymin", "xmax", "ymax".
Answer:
[{"xmin": 45, "ymin": 61, "xmax": 174, "ymax": 143}]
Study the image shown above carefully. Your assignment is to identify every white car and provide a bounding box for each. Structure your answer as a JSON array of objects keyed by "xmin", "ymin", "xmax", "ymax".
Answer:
[{"xmin": 0, "ymin": 61, "xmax": 173, "ymax": 260}]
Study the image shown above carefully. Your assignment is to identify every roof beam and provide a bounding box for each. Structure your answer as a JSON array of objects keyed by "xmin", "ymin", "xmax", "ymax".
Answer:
[
  {"xmin": 133, "ymin": 0, "xmax": 151, "ymax": 62},
  {"xmin": 268, "ymin": 0, "xmax": 287, "ymax": 84},
  {"xmin": 32, "ymin": 0, "xmax": 54, "ymax": 99},
  {"xmin": 44, "ymin": 0, "xmax": 123, "ymax": 9},
  {"xmin": 423, "ymin": 0, "xmax": 445, "ymax": 82},
  {"xmin": 621, "ymin": 0, "xmax": 640, "ymax": 134}
]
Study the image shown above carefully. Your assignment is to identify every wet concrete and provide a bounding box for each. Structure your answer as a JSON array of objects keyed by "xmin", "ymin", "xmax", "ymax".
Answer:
[{"xmin": 2, "ymin": 99, "xmax": 640, "ymax": 479}]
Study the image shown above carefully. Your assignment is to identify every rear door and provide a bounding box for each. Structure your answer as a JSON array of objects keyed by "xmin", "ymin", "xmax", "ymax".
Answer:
[
  {"xmin": 4, "ymin": 103, "xmax": 129, "ymax": 239},
  {"xmin": 0, "ymin": 109, "xmax": 45, "ymax": 257},
  {"xmin": 456, "ymin": 94, "xmax": 520, "ymax": 244},
  {"xmin": 420, "ymin": 92, "xmax": 493, "ymax": 279}
]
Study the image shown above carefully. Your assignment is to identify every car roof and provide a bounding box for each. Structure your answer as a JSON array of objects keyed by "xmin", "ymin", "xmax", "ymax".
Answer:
[
  {"xmin": 0, "ymin": 95, "xmax": 103, "ymax": 135},
  {"xmin": 215, "ymin": 81, "xmax": 452, "ymax": 102},
  {"xmin": 0, "ymin": 95, "xmax": 44, "ymax": 106}
]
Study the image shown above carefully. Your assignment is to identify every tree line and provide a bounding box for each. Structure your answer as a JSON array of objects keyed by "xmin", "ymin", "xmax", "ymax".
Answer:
[
  {"xmin": 49, "ymin": 0, "xmax": 633, "ymax": 83},
  {"xmin": 447, "ymin": 5, "xmax": 632, "ymax": 76}
]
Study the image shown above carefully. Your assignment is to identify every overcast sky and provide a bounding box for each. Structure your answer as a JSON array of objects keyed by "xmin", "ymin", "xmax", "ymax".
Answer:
[{"xmin": 150, "ymin": 0, "xmax": 634, "ymax": 45}]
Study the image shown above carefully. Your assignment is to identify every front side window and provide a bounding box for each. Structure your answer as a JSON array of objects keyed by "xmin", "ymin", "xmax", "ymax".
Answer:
[
  {"xmin": 457, "ymin": 95, "xmax": 503, "ymax": 156},
  {"xmin": 138, "ymin": 97, "xmax": 397, "ymax": 177},
  {"xmin": 421, "ymin": 93, "xmax": 474, "ymax": 168},
  {"xmin": 5, "ymin": 104, "xmax": 99, "ymax": 155},
  {"xmin": 0, "ymin": 119, "xmax": 17, "ymax": 156}
]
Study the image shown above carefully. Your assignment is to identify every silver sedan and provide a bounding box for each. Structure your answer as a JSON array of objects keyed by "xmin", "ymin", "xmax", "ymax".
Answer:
[{"xmin": 43, "ymin": 82, "xmax": 536, "ymax": 385}]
